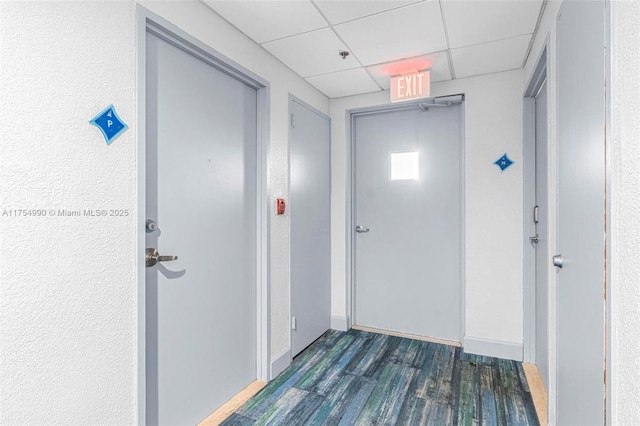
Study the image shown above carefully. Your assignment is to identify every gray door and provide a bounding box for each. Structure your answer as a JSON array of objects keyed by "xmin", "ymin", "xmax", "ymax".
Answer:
[
  {"xmin": 290, "ymin": 98, "xmax": 331, "ymax": 356},
  {"xmin": 145, "ymin": 30, "xmax": 257, "ymax": 425},
  {"xmin": 534, "ymin": 80, "xmax": 549, "ymax": 390},
  {"xmin": 556, "ymin": 1, "xmax": 605, "ymax": 423},
  {"xmin": 354, "ymin": 104, "xmax": 462, "ymax": 341}
]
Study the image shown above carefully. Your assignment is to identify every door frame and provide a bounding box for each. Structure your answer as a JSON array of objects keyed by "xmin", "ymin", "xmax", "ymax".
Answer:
[
  {"xmin": 136, "ymin": 7, "xmax": 271, "ymax": 424},
  {"xmin": 288, "ymin": 94, "xmax": 331, "ymax": 358},
  {"xmin": 604, "ymin": 3, "xmax": 612, "ymax": 425},
  {"xmin": 346, "ymin": 97, "xmax": 466, "ymax": 342},
  {"xmin": 522, "ymin": 37, "xmax": 550, "ymax": 365}
]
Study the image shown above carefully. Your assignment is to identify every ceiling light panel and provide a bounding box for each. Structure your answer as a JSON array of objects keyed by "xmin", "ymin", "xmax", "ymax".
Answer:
[
  {"xmin": 334, "ymin": 1, "xmax": 447, "ymax": 66},
  {"xmin": 451, "ymin": 35, "xmax": 531, "ymax": 79},
  {"xmin": 203, "ymin": 0, "xmax": 327, "ymax": 44},
  {"xmin": 262, "ymin": 28, "xmax": 359, "ymax": 77},
  {"xmin": 306, "ymin": 68, "xmax": 381, "ymax": 98},
  {"xmin": 367, "ymin": 51, "xmax": 451, "ymax": 89},
  {"xmin": 442, "ymin": 0, "xmax": 543, "ymax": 49},
  {"xmin": 314, "ymin": 0, "xmax": 421, "ymax": 25}
]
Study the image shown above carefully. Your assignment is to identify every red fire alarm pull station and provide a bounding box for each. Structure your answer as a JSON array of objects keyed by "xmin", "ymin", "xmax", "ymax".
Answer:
[{"xmin": 276, "ymin": 198, "xmax": 286, "ymax": 215}]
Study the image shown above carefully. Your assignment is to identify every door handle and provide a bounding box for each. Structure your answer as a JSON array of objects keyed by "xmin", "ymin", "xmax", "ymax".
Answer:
[
  {"xmin": 552, "ymin": 254, "xmax": 564, "ymax": 269},
  {"xmin": 530, "ymin": 235, "xmax": 539, "ymax": 244},
  {"xmin": 355, "ymin": 225, "xmax": 370, "ymax": 233},
  {"xmin": 146, "ymin": 248, "xmax": 178, "ymax": 267}
]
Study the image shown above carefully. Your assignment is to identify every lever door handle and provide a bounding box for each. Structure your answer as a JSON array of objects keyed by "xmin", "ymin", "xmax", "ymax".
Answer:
[
  {"xmin": 355, "ymin": 225, "xmax": 370, "ymax": 233},
  {"xmin": 530, "ymin": 235, "xmax": 539, "ymax": 244},
  {"xmin": 146, "ymin": 248, "xmax": 178, "ymax": 267}
]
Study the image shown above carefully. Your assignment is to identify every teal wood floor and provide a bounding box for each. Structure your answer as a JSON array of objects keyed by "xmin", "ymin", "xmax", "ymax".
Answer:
[{"xmin": 222, "ymin": 329, "xmax": 539, "ymax": 425}]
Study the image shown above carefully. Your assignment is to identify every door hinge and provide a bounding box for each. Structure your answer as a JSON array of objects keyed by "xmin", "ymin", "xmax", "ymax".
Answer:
[
  {"xmin": 290, "ymin": 113, "xmax": 296, "ymax": 128},
  {"xmin": 291, "ymin": 316, "xmax": 297, "ymax": 331}
]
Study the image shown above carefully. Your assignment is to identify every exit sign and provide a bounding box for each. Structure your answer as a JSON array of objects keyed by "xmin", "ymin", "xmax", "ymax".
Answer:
[{"xmin": 390, "ymin": 71, "xmax": 430, "ymax": 103}]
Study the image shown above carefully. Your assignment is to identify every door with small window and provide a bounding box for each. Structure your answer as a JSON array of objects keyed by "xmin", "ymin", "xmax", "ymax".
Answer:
[{"xmin": 353, "ymin": 102, "xmax": 463, "ymax": 341}]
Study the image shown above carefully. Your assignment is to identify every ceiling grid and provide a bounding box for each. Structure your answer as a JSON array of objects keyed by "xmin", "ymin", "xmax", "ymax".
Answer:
[
  {"xmin": 201, "ymin": 0, "xmax": 546, "ymax": 98},
  {"xmin": 437, "ymin": 0, "xmax": 455, "ymax": 79}
]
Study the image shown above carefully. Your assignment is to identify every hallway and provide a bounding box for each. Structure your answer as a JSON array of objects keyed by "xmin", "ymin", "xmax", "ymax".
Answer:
[
  {"xmin": 223, "ymin": 329, "xmax": 539, "ymax": 425},
  {"xmin": 3, "ymin": 0, "xmax": 640, "ymax": 424}
]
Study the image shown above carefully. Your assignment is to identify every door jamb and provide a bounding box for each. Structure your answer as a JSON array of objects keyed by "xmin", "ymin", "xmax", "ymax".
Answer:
[
  {"xmin": 288, "ymin": 94, "xmax": 331, "ymax": 358},
  {"xmin": 522, "ymin": 38, "xmax": 550, "ymax": 365},
  {"xmin": 136, "ymin": 7, "xmax": 271, "ymax": 424},
  {"xmin": 345, "ymin": 98, "xmax": 466, "ymax": 342}
]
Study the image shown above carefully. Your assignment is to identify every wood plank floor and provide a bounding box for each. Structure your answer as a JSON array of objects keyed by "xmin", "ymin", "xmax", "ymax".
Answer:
[
  {"xmin": 199, "ymin": 381, "xmax": 267, "ymax": 425},
  {"xmin": 522, "ymin": 364, "xmax": 547, "ymax": 425},
  {"xmin": 222, "ymin": 329, "xmax": 539, "ymax": 425}
]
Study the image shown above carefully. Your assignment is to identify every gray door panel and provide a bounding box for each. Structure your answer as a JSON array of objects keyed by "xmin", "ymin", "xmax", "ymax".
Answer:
[
  {"xmin": 557, "ymin": 1, "xmax": 606, "ymax": 423},
  {"xmin": 290, "ymin": 100, "xmax": 331, "ymax": 356},
  {"xmin": 146, "ymin": 31, "xmax": 257, "ymax": 425},
  {"xmin": 354, "ymin": 105, "xmax": 462, "ymax": 341}
]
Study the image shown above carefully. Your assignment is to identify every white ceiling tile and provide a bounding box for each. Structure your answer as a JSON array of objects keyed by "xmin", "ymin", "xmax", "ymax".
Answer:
[
  {"xmin": 451, "ymin": 35, "xmax": 531, "ymax": 78},
  {"xmin": 203, "ymin": 0, "xmax": 539, "ymax": 94},
  {"xmin": 442, "ymin": 0, "xmax": 543, "ymax": 48},
  {"xmin": 262, "ymin": 28, "xmax": 359, "ymax": 77},
  {"xmin": 203, "ymin": 0, "xmax": 327, "ymax": 44},
  {"xmin": 367, "ymin": 51, "xmax": 451, "ymax": 89},
  {"xmin": 306, "ymin": 68, "xmax": 381, "ymax": 98},
  {"xmin": 334, "ymin": 1, "xmax": 447, "ymax": 66},
  {"xmin": 314, "ymin": 0, "xmax": 421, "ymax": 25}
]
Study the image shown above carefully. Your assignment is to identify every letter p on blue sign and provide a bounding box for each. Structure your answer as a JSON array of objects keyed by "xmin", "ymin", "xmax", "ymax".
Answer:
[{"xmin": 89, "ymin": 104, "xmax": 128, "ymax": 145}]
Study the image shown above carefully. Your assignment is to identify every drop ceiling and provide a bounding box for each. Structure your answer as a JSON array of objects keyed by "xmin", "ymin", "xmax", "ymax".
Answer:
[{"xmin": 202, "ymin": 0, "xmax": 545, "ymax": 99}]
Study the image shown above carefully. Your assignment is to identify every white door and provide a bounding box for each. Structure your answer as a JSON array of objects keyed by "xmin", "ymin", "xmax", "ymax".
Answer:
[
  {"xmin": 354, "ymin": 103, "xmax": 462, "ymax": 341},
  {"xmin": 145, "ymin": 30, "xmax": 257, "ymax": 425},
  {"xmin": 556, "ymin": 1, "xmax": 606, "ymax": 423},
  {"xmin": 534, "ymin": 80, "xmax": 549, "ymax": 390},
  {"xmin": 290, "ymin": 98, "xmax": 331, "ymax": 356}
]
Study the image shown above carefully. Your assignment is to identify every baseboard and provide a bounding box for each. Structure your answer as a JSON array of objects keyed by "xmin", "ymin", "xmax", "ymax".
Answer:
[
  {"xmin": 270, "ymin": 348, "xmax": 291, "ymax": 378},
  {"xmin": 331, "ymin": 315, "xmax": 350, "ymax": 331},
  {"xmin": 352, "ymin": 325, "xmax": 462, "ymax": 347},
  {"xmin": 463, "ymin": 336, "xmax": 523, "ymax": 361}
]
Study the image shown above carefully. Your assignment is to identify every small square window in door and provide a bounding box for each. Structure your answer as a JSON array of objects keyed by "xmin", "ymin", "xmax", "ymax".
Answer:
[{"xmin": 390, "ymin": 151, "xmax": 419, "ymax": 181}]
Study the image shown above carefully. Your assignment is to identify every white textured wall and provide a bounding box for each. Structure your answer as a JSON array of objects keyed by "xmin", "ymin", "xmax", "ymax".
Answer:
[
  {"xmin": 611, "ymin": 1, "xmax": 640, "ymax": 424},
  {"xmin": 0, "ymin": 2, "xmax": 138, "ymax": 424},
  {"xmin": 0, "ymin": 0, "xmax": 328, "ymax": 422},
  {"xmin": 330, "ymin": 69, "xmax": 525, "ymax": 350}
]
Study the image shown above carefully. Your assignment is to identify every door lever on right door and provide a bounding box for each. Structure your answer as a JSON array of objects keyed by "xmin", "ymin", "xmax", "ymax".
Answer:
[
  {"xmin": 553, "ymin": 254, "xmax": 564, "ymax": 269},
  {"xmin": 355, "ymin": 225, "xmax": 370, "ymax": 233},
  {"xmin": 530, "ymin": 235, "xmax": 539, "ymax": 244}
]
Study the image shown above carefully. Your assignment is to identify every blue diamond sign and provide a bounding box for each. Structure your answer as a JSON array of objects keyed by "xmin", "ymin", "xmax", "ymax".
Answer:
[
  {"xmin": 89, "ymin": 104, "xmax": 128, "ymax": 145},
  {"xmin": 494, "ymin": 153, "xmax": 514, "ymax": 172}
]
